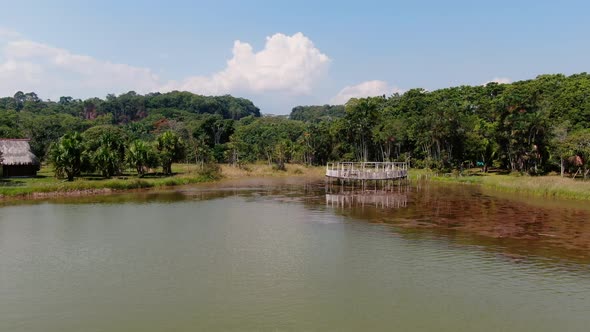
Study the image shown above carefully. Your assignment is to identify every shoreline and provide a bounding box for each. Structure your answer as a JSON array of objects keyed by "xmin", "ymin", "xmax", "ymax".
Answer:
[
  {"xmin": 0, "ymin": 163, "xmax": 326, "ymax": 202},
  {"xmin": 2, "ymin": 164, "xmax": 589, "ymax": 203},
  {"xmin": 412, "ymin": 169, "xmax": 590, "ymax": 201}
]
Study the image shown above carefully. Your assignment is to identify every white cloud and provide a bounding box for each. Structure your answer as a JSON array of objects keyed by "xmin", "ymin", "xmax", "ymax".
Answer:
[
  {"xmin": 484, "ymin": 77, "xmax": 512, "ymax": 85},
  {"xmin": 330, "ymin": 80, "xmax": 403, "ymax": 104},
  {"xmin": 0, "ymin": 27, "xmax": 21, "ymax": 41},
  {"xmin": 0, "ymin": 31, "xmax": 330, "ymax": 100},
  {"xmin": 0, "ymin": 39, "xmax": 160, "ymax": 99},
  {"xmin": 162, "ymin": 32, "xmax": 330, "ymax": 95}
]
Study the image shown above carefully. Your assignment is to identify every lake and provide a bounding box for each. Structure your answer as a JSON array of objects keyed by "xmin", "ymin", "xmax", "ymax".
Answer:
[{"xmin": 1, "ymin": 178, "xmax": 589, "ymax": 331}]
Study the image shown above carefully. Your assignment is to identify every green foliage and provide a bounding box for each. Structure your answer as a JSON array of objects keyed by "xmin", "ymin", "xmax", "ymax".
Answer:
[
  {"xmin": 126, "ymin": 140, "xmax": 159, "ymax": 177},
  {"xmin": 82, "ymin": 125, "xmax": 128, "ymax": 151},
  {"xmin": 273, "ymin": 139, "xmax": 292, "ymax": 170},
  {"xmin": 92, "ymin": 132, "xmax": 127, "ymax": 178},
  {"xmin": 93, "ymin": 145, "xmax": 121, "ymax": 178},
  {"xmin": 2, "ymin": 73, "xmax": 590, "ymax": 176},
  {"xmin": 48, "ymin": 132, "xmax": 85, "ymax": 181},
  {"xmin": 0, "ymin": 164, "xmax": 220, "ymax": 198},
  {"xmin": 289, "ymin": 105, "xmax": 345, "ymax": 122},
  {"xmin": 228, "ymin": 116, "xmax": 305, "ymax": 166},
  {"xmin": 157, "ymin": 131, "xmax": 184, "ymax": 175},
  {"xmin": 0, "ymin": 91, "xmax": 260, "ymax": 160},
  {"xmin": 341, "ymin": 97, "xmax": 381, "ymax": 162}
]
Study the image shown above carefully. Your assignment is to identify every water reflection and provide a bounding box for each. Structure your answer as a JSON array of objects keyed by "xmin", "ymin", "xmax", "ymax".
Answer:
[
  {"xmin": 326, "ymin": 191, "xmax": 408, "ymax": 209},
  {"xmin": 320, "ymin": 181, "xmax": 590, "ymax": 266},
  {"xmin": 2, "ymin": 186, "xmax": 590, "ymax": 332},
  {"xmin": 2, "ymin": 178, "xmax": 590, "ymax": 266}
]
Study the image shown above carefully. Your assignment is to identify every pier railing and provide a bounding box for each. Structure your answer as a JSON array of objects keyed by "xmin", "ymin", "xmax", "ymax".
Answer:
[{"xmin": 325, "ymin": 162, "xmax": 408, "ymax": 180}]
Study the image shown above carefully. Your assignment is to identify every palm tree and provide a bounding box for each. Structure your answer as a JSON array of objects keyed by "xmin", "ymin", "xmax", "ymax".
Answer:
[
  {"xmin": 49, "ymin": 132, "xmax": 84, "ymax": 181},
  {"xmin": 157, "ymin": 131, "xmax": 184, "ymax": 175},
  {"xmin": 93, "ymin": 145, "xmax": 119, "ymax": 178},
  {"xmin": 127, "ymin": 140, "xmax": 158, "ymax": 177},
  {"xmin": 92, "ymin": 132, "xmax": 126, "ymax": 178}
]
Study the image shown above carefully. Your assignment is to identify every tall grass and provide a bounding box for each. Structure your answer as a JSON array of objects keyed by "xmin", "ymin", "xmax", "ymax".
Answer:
[
  {"xmin": 220, "ymin": 163, "xmax": 325, "ymax": 178},
  {"xmin": 413, "ymin": 168, "xmax": 590, "ymax": 200}
]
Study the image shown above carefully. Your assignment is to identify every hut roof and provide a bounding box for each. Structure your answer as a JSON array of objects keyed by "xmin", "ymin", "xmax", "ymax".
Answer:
[{"xmin": 0, "ymin": 139, "xmax": 40, "ymax": 166}]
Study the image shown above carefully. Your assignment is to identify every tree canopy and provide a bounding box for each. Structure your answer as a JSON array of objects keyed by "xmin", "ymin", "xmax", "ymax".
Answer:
[{"xmin": 2, "ymin": 73, "xmax": 590, "ymax": 177}]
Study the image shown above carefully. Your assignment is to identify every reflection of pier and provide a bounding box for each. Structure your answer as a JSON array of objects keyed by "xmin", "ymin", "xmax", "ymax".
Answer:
[{"xmin": 326, "ymin": 191, "xmax": 408, "ymax": 209}]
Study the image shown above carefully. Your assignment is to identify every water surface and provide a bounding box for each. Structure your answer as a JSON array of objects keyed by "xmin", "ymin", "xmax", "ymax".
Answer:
[{"xmin": 1, "ymin": 179, "xmax": 589, "ymax": 331}]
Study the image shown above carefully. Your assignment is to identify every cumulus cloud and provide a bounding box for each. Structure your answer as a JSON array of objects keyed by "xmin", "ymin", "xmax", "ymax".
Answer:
[
  {"xmin": 0, "ymin": 30, "xmax": 329, "ymax": 100},
  {"xmin": 484, "ymin": 77, "xmax": 512, "ymax": 85},
  {"xmin": 0, "ymin": 27, "xmax": 21, "ymax": 40},
  {"xmin": 0, "ymin": 38, "xmax": 160, "ymax": 99},
  {"xmin": 330, "ymin": 80, "xmax": 403, "ymax": 104},
  {"xmin": 162, "ymin": 32, "xmax": 330, "ymax": 95}
]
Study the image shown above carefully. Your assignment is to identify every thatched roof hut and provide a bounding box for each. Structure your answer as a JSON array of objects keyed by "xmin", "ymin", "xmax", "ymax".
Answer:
[{"xmin": 0, "ymin": 139, "xmax": 40, "ymax": 177}]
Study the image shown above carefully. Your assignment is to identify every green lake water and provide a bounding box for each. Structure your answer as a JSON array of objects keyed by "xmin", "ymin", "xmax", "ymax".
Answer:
[{"xmin": 1, "ymin": 178, "xmax": 589, "ymax": 331}]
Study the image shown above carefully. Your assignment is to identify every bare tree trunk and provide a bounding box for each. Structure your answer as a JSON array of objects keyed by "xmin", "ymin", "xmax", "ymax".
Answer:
[{"xmin": 560, "ymin": 157, "xmax": 564, "ymax": 177}]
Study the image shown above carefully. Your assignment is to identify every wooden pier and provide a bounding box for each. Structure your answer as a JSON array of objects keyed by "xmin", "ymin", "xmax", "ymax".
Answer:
[
  {"xmin": 326, "ymin": 162, "xmax": 408, "ymax": 180},
  {"xmin": 325, "ymin": 162, "xmax": 409, "ymax": 192}
]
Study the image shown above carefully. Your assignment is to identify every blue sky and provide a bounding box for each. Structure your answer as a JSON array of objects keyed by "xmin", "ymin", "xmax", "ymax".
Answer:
[{"xmin": 1, "ymin": 0, "xmax": 589, "ymax": 114}]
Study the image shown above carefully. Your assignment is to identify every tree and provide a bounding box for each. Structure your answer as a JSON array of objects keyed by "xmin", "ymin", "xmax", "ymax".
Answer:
[
  {"xmin": 289, "ymin": 105, "xmax": 345, "ymax": 122},
  {"xmin": 307, "ymin": 121, "xmax": 336, "ymax": 165},
  {"xmin": 13, "ymin": 91, "xmax": 25, "ymax": 111},
  {"xmin": 82, "ymin": 125, "xmax": 128, "ymax": 151},
  {"xmin": 465, "ymin": 117, "xmax": 498, "ymax": 172},
  {"xmin": 126, "ymin": 140, "xmax": 159, "ymax": 177},
  {"xmin": 21, "ymin": 113, "xmax": 88, "ymax": 159},
  {"xmin": 91, "ymin": 131, "xmax": 127, "ymax": 178},
  {"xmin": 228, "ymin": 116, "xmax": 305, "ymax": 165},
  {"xmin": 273, "ymin": 139, "xmax": 292, "ymax": 170},
  {"xmin": 157, "ymin": 131, "xmax": 184, "ymax": 175},
  {"xmin": 373, "ymin": 115, "xmax": 408, "ymax": 162},
  {"xmin": 341, "ymin": 97, "xmax": 382, "ymax": 162},
  {"xmin": 49, "ymin": 132, "xmax": 84, "ymax": 181},
  {"xmin": 551, "ymin": 121, "xmax": 572, "ymax": 177},
  {"xmin": 2, "ymin": 73, "xmax": 590, "ymax": 175},
  {"xmin": 0, "ymin": 109, "xmax": 23, "ymax": 138}
]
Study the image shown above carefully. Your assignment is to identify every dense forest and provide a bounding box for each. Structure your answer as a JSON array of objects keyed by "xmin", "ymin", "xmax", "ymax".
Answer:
[
  {"xmin": 1, "ymin": 73, "xmax": 590, "ymax": 179},
  {"xmin": 289, "ymin": 105, "xmax": 345, "ymax": 122},
  {"xmin": 0, "ymin": 91, "xmax": 259, "ymax": 164}
]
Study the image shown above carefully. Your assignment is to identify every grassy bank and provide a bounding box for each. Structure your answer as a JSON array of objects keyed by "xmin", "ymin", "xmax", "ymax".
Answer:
[
  {"xmin": 0, "ymin": 164, "xmax": 220, "ymax": 198},
  {"xmin": 0, "ymin": 163, "xmax": 324, "ymax": 199},
  {"xmin": 3, "ymin": 163, "xmax": 588, "ymax": 201},
  {"xmin": 412, "ymin": 169, "xmax": 590, "ymax": 200},
  {"xmin": 220, "ymin": 163, "xmax": 325, "ymax": 179}
]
